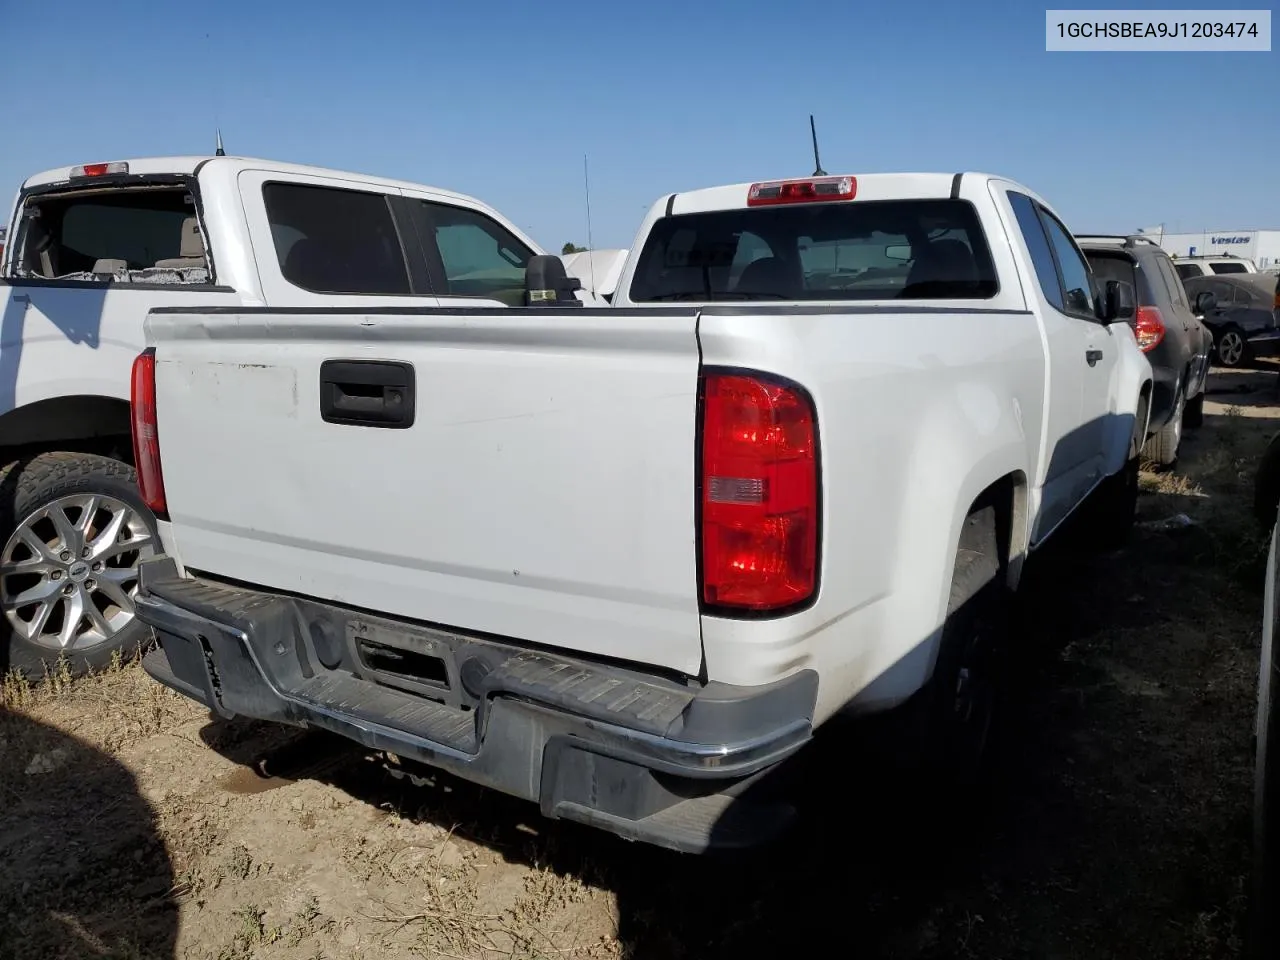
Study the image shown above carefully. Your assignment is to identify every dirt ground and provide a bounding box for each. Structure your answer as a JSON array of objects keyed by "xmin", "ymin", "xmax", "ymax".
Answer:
[{"xmin": 2, "ymin": 365, "xmax": 1277, "ymax": 960}]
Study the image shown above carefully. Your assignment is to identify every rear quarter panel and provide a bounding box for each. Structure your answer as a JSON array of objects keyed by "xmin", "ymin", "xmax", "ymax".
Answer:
[{"xmin": 697, "ymin": 297, "xmax": 1044, "ymax": 723}]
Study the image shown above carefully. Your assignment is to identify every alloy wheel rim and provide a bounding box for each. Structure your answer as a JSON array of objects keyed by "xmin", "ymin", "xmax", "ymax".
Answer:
[
  {"xmin": 0, "ymin": 494, "xmax": 154, "ymax": 652},
  {"xmin": 1221, "ymin": 332, "xmax": 1244, "ymax": 365}
]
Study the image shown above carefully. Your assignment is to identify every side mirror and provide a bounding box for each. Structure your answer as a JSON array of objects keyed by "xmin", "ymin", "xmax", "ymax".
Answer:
[
  {"xmin": 1193, "ymin": 290, "xmax": 1217, "ymax": 315},
  {"xmin": 1099, "ymin": 279, "xmax": 1135, "ymax": 322},
  {"xmin": 524, "ymin": 254, "xmax": 584, "ymax": 307}
]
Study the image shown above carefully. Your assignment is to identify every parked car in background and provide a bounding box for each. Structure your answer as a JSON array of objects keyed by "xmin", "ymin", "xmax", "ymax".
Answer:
[
  {"xmin": 1078, "ymin": 234, "xmax": 1211, "ymax": 466},
  {"xmin": 1184, "ymin": 274, "xmax": 1280, "ymax": 367},
  {"xmin": 131, "ymin": 170, "xmax": 1153, "ymax": 852},
  {"xmin": 0, "ymin": 154, "xmax": 594, "ymax": 681},
  {"xmin": 1172, "ymin": 253, "xmax": 1259, "ymax": 280}
]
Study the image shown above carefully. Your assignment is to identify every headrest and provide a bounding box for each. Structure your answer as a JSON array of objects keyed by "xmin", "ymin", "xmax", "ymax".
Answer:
[{"xmin": 178, "ymin": 217, "xmax": 204, "ymax": 259}]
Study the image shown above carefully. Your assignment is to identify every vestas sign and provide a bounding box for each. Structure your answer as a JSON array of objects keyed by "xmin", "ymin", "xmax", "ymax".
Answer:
[{"xmin": 1211, "ymin": 234, "xmax": 1252, "ymax": 245}]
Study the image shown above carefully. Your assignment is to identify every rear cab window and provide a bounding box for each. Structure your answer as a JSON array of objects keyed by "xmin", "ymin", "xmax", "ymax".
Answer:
[
  {"xmin": 8, "ymin": 178, "xmax": 212, "ymax": 284},
  {"xmin": 628, "ymin": 199, "xmax": 999, "ymax": 302},
  {"xmin": 1083, "ymin": 249, "xmax": 1147, "ymax": 304}
]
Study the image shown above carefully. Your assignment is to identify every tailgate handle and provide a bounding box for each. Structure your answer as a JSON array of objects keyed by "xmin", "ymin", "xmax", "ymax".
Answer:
[{"xmin": 319, "ymin": 359, "xmax": 415, "ymax": 429}]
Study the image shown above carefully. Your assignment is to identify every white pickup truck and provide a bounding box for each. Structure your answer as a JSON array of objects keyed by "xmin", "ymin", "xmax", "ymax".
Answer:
[
  {"xmin": 0, "ymin": 155, "xmax": 578, "ymax": 677},
  {"xmin": 131, "ymin": 171, "xmax": 1153, "ymax": 852}
]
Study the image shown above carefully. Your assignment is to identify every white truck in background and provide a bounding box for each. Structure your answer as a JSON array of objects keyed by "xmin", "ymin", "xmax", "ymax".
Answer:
[
  {"xmin": 130, "ymin": 169, "xmax": 1153, "ymax": 852},
  {"xmin": 0, "ymin": 156, "xmax": 587, "ymax": 678}
]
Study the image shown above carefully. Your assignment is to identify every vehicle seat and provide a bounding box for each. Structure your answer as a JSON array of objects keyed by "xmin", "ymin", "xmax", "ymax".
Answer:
[
  {"xmin": 282, "ymin": 238, "xmax": 334, "ymax": 291},
  {"xmin": 902, "ymin": 239, "xmax": 978, "ymax": 298},
  {"xmin": 734, "ymin": 256, "xmax": 802, "ymax": 298},
  {"xmin": 154, "ymin": 217, "xmax": 206, "ymax": 269}
]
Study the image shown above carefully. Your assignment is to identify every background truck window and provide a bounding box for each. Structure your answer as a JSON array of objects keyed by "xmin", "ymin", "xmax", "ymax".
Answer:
[
  {"xmin": 1008, "ymin": 192, "xmax": 1065, "ymax": 312},
  {"xmin": 628, "ymin": 199, "xmax": 998, "ymax": 302},
  {"xmin": 263, "ymin": 182, "xmax": 411, "ymax": 295},
  {"xmin": 1211, "ymin": 261, "xmax": 1249, "ymax": 275},
  {"xmin": 419, "ymin": 202, "xmax": 533, "ymax": 307}
]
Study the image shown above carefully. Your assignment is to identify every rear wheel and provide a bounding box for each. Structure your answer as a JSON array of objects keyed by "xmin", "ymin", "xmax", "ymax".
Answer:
[
  {"xmin": 0, "ymin": 453, "xmax": 158, "ymax": 680},
  {"xmin": 1216, "ymin": 326, "xmax": 1248, "ymax": 368},
  {"xmin": 1183, "ymin": 390, "xmax": 1205, "ymax": 429},
  {"xmin": 1143, "ymin": 386, "xmax": 1184, "ymax": 467},
  {"xmin": 903, "ymin": 505, "xmax": 1010, "ymax": 794}
]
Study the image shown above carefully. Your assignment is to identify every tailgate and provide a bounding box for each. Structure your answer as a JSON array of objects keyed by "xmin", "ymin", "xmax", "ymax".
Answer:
[{"xmin": 147, "ymin": 306, "xmax": 706, "ymax": 676}]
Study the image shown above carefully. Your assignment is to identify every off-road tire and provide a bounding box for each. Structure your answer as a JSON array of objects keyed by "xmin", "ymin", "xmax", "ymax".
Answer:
[{"xmin": 0, "ymin": 453, "xmax": 158, "ymax": 680}]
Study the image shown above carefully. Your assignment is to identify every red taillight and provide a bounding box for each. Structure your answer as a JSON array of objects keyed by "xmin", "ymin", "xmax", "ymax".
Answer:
[
  {"xmin": 747, "ymin": 176, "xmax": 856, "ymax": 206},
  {"xmin": 1134, "ymin": 305, "xmax": 1165, "ymax": 353},
  {"xmin": 700, "ymin": 372, "xmax": 819, "ymax": 611},
  {"xmin": 130, "ymin": 349, "xmax": 167, "ymax": 516}
]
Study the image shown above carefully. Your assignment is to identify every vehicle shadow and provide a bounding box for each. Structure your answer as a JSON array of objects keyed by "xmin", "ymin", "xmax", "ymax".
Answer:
[{"xmin": 0, "ymin": 709, "xmax": 178, "ymax": 960}]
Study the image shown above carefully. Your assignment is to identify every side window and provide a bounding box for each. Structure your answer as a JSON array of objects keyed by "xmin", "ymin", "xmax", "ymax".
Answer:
[
  {"xmin": 1008, "ymin": 192, "xmax": 1064, "ymax": 311},
  {"xmin": 1037, "ymin": 210, "xmax": 1096, "ymax": 318},
  {"xmin": 1175, "ymin": 262, "xmax": 1201, "ymax": 281},
  {"xmin": 420, "ymin": 202, "xmax": 533, "ymax": 306},
  {"xmin": 1153, "ymin": 254, "xmax": 1187, "ymax": 308},
  {"xmin": 262, "ymin": 182, "xmax": 411, "ymax": 295}
]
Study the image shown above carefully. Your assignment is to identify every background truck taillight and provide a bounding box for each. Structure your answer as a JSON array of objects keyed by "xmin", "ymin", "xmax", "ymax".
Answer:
[
  {"xmin": 1134, "ymin": 306, "xmax": 1166, "ymax": 352},
  {"xmin": 130, "ymin": 348, "xmax": 168, "ymax": 517},
  {"xmin": 699, "ymin": 372, "xmax": 819, "ymax": 612}
]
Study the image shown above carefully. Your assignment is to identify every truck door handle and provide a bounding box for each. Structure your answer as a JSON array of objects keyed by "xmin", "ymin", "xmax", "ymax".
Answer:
[
  {"xmin": 319, "ymin": 359, "xmax": 416, "ymax": 429},
  {"xmin": 1085, "ymin": 349, "xmax": 1103, "ymax": 366}
]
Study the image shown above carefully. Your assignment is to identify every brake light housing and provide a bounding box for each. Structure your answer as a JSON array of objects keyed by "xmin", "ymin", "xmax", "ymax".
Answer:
[
  {"xmin": 71, "ymin": 161, "xmax": 129, "ymax": 178},
  {"xmin": 747, "ymin": 176, "xmax": 856, "ymax": 207},
  {"xmin": 1134, "ymin": 305, "xmax": 1165, "ymax": 352},
  {"xmin": 699, "ymin": 371, "xmax": 819, "ymax": 612},
  {"xmin": 130, "ymin": 348, "xmax": 168, "ymax": 517}
]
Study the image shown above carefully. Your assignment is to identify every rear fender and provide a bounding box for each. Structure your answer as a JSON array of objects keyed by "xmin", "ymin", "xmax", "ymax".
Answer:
[
  {"xmin": 849, "ymin": 386, "xmax": 1030, "ymax": 711},
  {"xmin": 1102, "ymin": 324, "xmax": 1153, "ymax": 474}
]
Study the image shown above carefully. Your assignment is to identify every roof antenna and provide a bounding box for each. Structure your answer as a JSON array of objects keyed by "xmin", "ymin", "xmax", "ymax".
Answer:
[
  {"xmin": 583, "ymin": 154, "xmax": 597, "ymax": 299},
  {"xmin": 215, "ymin": 129, "xmax": 226, "ymax": 157},
  {"xmin": 809, "ymin": 114, "xmax": 827, "ymax": 177}
]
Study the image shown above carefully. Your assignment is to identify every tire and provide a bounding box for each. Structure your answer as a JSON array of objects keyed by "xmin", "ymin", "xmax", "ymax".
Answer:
[
  {"xmin": 0, "ymin": 452, "xmax": 159, "ymax": 681},
  {"xmin": 902, "ymin": 505, "xmax": 1010, "ymax": 795},
  {"xmin": 1216, "ymin": 326, "xmax": 1248, "ymax": 368},
  {"xmin": 1086, "ymin": 456, "xmax": 1140, "ymax": 549},
  {"xmin": 1142, "ymin": 386, "xmax": 1184, "ymax": 467},
  {"xmin": 1183, "ymin": 390, "xmax": 1205, "ymax": 429}
]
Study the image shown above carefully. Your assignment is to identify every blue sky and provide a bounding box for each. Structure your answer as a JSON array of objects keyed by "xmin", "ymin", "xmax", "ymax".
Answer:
[{"xmin": 1, "ymin": 0, "xmax": 1275, "ymax": 250}]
